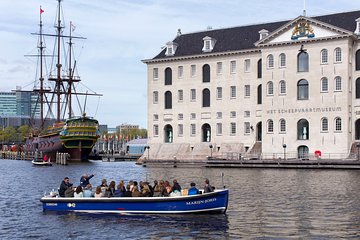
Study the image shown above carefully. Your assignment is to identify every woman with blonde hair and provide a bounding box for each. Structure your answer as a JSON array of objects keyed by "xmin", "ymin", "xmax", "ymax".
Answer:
[{"xmin": 94, "ymin": 186, "xmax": 102, "ymax": 198}]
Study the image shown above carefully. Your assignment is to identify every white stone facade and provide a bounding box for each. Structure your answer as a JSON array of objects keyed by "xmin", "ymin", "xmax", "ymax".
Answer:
[{"xmin": 143, "ymin": 13, "xmax": 360, "ymax": 160}]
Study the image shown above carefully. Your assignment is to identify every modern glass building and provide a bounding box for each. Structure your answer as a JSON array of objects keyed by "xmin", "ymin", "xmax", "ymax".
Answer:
[{"xmin": 0, "ymin": 88, "xmax": 40, "ymax": 127}]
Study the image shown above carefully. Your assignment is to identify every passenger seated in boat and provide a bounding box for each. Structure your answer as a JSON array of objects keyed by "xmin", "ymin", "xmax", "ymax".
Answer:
[
  {"xmin": 100, "ymin": 179, "xmax": 108, "ymax": 195},
  {"xmin": 83, "ymin": 184, "xmax": 94, "ymax": 197},
  {"xmin": 141, "ymin": 183, "xmax": 151, "ymax": 197},
  {"xmin": 129, "ymin": 180, "xmax": 134, "ymax": 191},
  {"xmin": 172, "ymin": 179, "xmax": 182, "ymax": 192},
  {"xmin": 203, "ymin": 179, "xmax": 214, "ymax": 193},
  {"xmin": 188, "ymin": 182, "xmax": 200, "ymax": 195},
  {"xmin": 151, "ymin": 180, "xmax": 158, "ymax": 196},
  {"xmin": 114, "ymin": 181, "xmax": 125, "ymax": 197},
  {"xmin": 162, "ymin": 181, "xmax": 172, "ymax": 197},
  {"xmin": 131, "ymin": 185, "xmax": 142, "ymax": 197},
  {"xmin": 94, "ymin": 186, "xmax": 102, "ymax": 198},
  {"xmin": 80, "ymin": 173, "xmax": 95, "ymax": 188},
  {"xmin": 74, "ymin": 186, "xmax": 84, "ymax": 198},
  {"xmin": 43, "ymin": 154, "xmax": 48, "ymax": 162},
  {"xmin": 104, "ymin": 181, "xmax": 116, "ymax": 197},
  {"xmin": 132, "ymin": 181, "xmax": 138, "ymax": 191},
  {"xmin": 153, "ymin": 183, "xmax": 162, "ymax": 197},
  {"xmin": 118, "ymin": 180, "xmax": 126, "ymax": 192},
  {"xmin": 124, "ymin": 184, "xmax": 132, "ymax": 197},
  {"xmin": 59, "ymin": 177, "xmax": 73, "ymax": 197}
]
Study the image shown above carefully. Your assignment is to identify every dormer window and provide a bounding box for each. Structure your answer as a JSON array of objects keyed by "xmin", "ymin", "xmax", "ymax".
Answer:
[
  {"xmin": 355, "ymin": 17, "xmax": 360, "ymax": 35},
  {"xmin": 202, "ymin": 36, "xmax": 216, "ymax": 52},
  {"xmin": 259, "ymin": 29, "xmax": 269, "ymax": 40},
  {"xmin": 165, "ymin": 41, "xmax": 178, "ymax": 57}
]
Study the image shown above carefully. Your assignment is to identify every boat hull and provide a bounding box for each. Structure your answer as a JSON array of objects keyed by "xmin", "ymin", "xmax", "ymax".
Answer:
[
  {"xmin": 32, "ymin": 160, "xmax": 52, "ymax": 166},
  {"xmin": 40, "ymin": 189, "xmax": 229, "ymax": 214},
  {"xmin": 24, "ymin": 135, "xmax": 93, "ymax": 161}
]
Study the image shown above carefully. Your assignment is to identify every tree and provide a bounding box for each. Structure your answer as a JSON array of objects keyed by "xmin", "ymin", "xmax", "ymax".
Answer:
[
  {"xmin": 17, "ymin": 125, "xmax": 31, "ymax": 141},
  {"xmin": 3, "ymin": 126, "xmax": 16, "ymax": 144}
]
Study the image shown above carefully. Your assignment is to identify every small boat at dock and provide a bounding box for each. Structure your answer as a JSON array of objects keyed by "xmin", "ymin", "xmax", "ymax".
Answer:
[
  {"xmin": 32, "ymin": 158, "xmax": 52, "ymax": 166},
  {"xmin": 40, "ymin": 189, "xmax": 229, "ymax": 214}
]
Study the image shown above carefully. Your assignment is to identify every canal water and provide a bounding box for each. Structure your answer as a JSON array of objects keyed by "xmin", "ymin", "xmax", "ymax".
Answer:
[{"xmin": 0, "ymin": 159, "xmax": 360, "ymax": 239}]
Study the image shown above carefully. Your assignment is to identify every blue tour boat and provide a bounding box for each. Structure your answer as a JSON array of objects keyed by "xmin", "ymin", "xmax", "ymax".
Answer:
[{"xmin": 40, "ymin": 189, "xmax": 229, "ymax": 214}]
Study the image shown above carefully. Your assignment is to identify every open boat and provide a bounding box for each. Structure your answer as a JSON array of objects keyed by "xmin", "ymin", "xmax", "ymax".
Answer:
[
  {"xmin": 32, "ymin": 158, "xmax": 52, "ymax": 166},
  {"xmin": 40, "ymin": 189, "xmax": 229, "ymax": 214}
]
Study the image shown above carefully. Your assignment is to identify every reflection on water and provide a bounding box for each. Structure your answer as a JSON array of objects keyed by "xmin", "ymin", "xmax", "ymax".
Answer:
[{"xmin": 0, "ymin": 160, "xmax": 360, "ymax": 239}]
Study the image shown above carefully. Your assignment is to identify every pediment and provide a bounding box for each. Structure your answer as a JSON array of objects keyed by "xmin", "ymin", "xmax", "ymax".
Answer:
[{"xmin": 256, "ymin": 16, "xmax": 354, "ymax": 46}]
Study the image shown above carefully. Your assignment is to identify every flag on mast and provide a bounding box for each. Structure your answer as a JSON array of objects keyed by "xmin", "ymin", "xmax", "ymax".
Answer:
[
  {"xmin": 40, "ymin": 7, "xmax": 44, "ymax": 14},
  {"xmin": 70, "ymin": 21, "xmax": 76, "ymax": 32}
]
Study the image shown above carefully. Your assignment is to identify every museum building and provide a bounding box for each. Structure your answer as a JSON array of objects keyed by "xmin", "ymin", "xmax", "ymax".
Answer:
[{"xmin": 143, "ymin": 10, "xmax": 360, "ymax": 160}]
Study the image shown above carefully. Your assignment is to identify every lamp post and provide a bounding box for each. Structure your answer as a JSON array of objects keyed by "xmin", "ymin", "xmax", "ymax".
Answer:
[
  {"xmin": 209, "ymin": 144, "xmax": 213, "ymax": 159},
  {"xmin": 357, "ymin": 143, "xmax": 360, "ymax": 161},
  {"xmin": 282, "ymin": 144, "xmax": 287, "ymax": 160},
  {"xmin": 145, "ymin": 145, "xmax": 150, "ymax": 161}
]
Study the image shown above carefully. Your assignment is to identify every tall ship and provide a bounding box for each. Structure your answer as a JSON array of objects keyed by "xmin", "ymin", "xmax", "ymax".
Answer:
[{"xmin": 24, "ymin": 0, "xmax": 101, "ymax": 161}]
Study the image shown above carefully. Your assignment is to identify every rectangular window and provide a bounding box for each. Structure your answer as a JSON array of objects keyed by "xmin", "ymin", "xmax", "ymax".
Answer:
[
  {"xmin": 153, "ymin": 91, "xmax": 158, "ymax": 104},
  {"xmin": 178, "ymin": 124, "xmax": 183, "ymax": 136},
  {"xmin": 190, "ymin": 124, "xmax": 196, "ymax": 136},
  {"xmin": 178, "ymin": 90, "xmax": 183, "ymax": 101},
  {"xmin": 216, "ymin": 123, "xmax": 222, "ymax": 135},
  {"xmin": 178, "ymin": 66, "xmax": 183, "ymax": 78},
  {"xmin": 153, "ymin": 114, "xmax": 159, "ymax": 121},
  {"xmin": 191, "ymin": 65, "xmax": 196, "ymax": 77},
  {"xmin": 244, "ymin": 111, "xmax": 250, "ymax": 117},
  {"xmin": 230, "ymin": 122, "xmax": 236, "ymax": 135},
  {"xmin": 153, "ymin": 68, "xmax": 159, "ymax": 80},
  {"xmin": 205, "ymin": 40, "xmax": 211, "ymax": 50},
  {"xmin": 280, "ymin": 54, "xmax": 286, "ymax": 67},
  {"xmin": 230, "ymin": 60, "xmax": 237, "ymax": 73},
  {"xmin": 335, "ymin": 50, "xmax": 341, "ymax": 62},
  {"xmin": 230, "ymin": 86, "xmax": 236, "ymax": 98},
  {"xmin": 267, "ymin": 120, "xmax": 274, "ymax": 133},
  {"xmin": 190, "ymin": 113, "xmax": 196, "ymax": 119},
  {"xmin": 217, "ymin": 62, "xmax": 223, "ymax": 75},
  {"xmin": 190, "ymin": 89, "xmax": 196, "ymax": 101},
  {"xmin": 321, "ymin": 78, "xmax": 328, "ymax": 92},
  {"xmin": 280, "ymin": 81, "xmax": 286, "ymax": 94},
  {"xmin": 244, "ymin": 122, "xmax": 251, "ymax": 134},
  {"xmin": 335, "ymin": 118, "xmax": 342, "ymax": 131},
  {"xmin": 178, "ymin": 113, "xmax": 183, "ymax": 120},
  {"xmin": 217, "ymin": 87, "xmax": 222, "ymax": 99},
  {"xmin": 244, "ymin": 59, "xmax": 250, "ymax": 72},
  {"xmin": 153, "ymin": 125, "xmax": 159, "ymax": 136},
  {"xmin": 216, "ymin": 112, "xmax": 222, "ymax": 119},
  {"xmin": 321, "ymin": 50, "xmax": 328, "ymax": 64},
  {"xmin": 280, "ymin": 120, "xmax": 286, "ymax": 133},
  {"xmin": 244, "ymin": 85, "xmax": 250, "ymax": 97},
  {"xmin": 167, "ymin": 47, "xmax": 173, "ymax": 55},
  {"xmin": 230, "ymin": 111, "xmax": 236, "ymax": 118},
  {"xmin": 335, "ymin": 77, "xmax": 342, "ymax": 91},
  {"xmin": 322, "ymin": 119, "xmax": 328, "ymax": 132}
]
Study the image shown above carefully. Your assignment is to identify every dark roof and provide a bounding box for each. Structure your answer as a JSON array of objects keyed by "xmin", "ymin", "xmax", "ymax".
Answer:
[{"xmin": 153, "ymin": 10, "xmax": 360, "ymax": 60}]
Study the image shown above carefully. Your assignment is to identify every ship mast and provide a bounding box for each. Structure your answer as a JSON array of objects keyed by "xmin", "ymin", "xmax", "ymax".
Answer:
[
  {"xmin": 39, "ymin": 6, "xmax": 45, "ymax": 128},
  {"xmin": 68, "ymin": 21, "xmax": 73, "ymax": 119},
  {"xmin": 55, "ymin": 0, "xmax": 63, "ymax": 123}
]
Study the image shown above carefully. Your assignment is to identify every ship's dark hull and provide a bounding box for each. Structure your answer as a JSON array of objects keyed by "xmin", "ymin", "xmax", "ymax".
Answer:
[{"xmin": 24, "ymin": 134, "xmax": 94, "ymax": 161}]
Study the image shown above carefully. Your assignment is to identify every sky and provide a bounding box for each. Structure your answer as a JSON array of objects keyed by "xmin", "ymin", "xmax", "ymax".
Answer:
[{"xmin": 0, "ymin": 0, "xmax": 358, "ymax": 128}]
